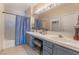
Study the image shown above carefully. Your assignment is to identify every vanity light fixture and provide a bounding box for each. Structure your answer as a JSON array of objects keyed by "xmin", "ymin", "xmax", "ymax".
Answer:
[{"xmin": 34, "ymin": 3, "xmax": 61, "ymax": 15}]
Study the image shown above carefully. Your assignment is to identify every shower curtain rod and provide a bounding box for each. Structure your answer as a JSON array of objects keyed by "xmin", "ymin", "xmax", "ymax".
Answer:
[
  {"xmin": 2, "ymin": 12, "xmax": 21, "ymax": 16},
  {"xmin": 2, "ymin": 12, "xmax": 29, "ymax": 18}
]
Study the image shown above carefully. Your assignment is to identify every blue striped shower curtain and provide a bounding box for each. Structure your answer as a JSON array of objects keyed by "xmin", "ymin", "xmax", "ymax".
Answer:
[{"xmin": 15, "ymin": 15, "xmax": 30, "ymax": 46}]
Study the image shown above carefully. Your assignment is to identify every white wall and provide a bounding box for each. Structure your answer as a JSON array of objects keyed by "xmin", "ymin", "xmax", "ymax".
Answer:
[
  {"xmin": 0, "ymin": 4, "xmax": 4, "ymax": 51},
  {"xmin": 4, "ymin": 9, "xmax": 26, "ymax": 16}
]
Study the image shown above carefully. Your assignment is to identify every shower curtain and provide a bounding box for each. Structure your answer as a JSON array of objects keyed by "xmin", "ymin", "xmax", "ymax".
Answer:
[
  {"xmin": 35, "ymin": 19, "xmax": 42, "ymax": 30},
  {"xmin": 15, "ymin": 15, "xmax": 30, "ymax": 46}
]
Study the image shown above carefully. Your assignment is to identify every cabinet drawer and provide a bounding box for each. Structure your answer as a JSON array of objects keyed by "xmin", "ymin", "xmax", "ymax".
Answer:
[
  {"xmin": 43, "ymin": 45, "xmax": 53, "ymax": 54},
  {"xmin": 43, "ymin": 40, "xmax": 52, "ymax": 48},
  {"xmin": 54, "ymin": 44, "xmax": 79, "ymax": 55},
  {"xmin": 43, "ymin": 50, "xmax": 51, "ymax": 55}
]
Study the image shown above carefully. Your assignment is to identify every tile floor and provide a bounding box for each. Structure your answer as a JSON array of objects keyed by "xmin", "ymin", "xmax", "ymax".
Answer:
[{"xmin": 0, "ymin": 45, "xmax": 39, "ymax": 55}]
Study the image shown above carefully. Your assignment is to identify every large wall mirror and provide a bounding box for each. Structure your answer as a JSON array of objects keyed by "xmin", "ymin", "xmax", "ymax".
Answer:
[{"xmin": 51, "ymin": 12, "xmax": 79, "ymax": 35}]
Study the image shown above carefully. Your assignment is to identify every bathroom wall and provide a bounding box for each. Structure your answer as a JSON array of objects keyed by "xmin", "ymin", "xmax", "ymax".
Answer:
[
  {"xmin": 4, "ymin": 8, "xmax": 26, "ymax": 16},
  {"xmin": 27, "ymin": 5, "xmax": 36, "ymax": 31},
  {"xmin": 0, "ymin": 3, "xmax": 4, "ymax": 51}
]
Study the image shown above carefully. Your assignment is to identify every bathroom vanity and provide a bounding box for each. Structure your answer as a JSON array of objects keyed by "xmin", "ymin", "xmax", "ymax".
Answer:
[
  {"xmin": 26, "ymin": 31, "xmax": 79, "ymax": 55},
  {"xmin": 43, "ymin": 40, "xmax": 79, "ymax": 55}
]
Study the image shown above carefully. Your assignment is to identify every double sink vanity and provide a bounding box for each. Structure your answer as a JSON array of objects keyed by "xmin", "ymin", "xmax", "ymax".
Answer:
[{"xmin": 26, "ymin": 31, "xmax": 79, "ymax": 55}]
